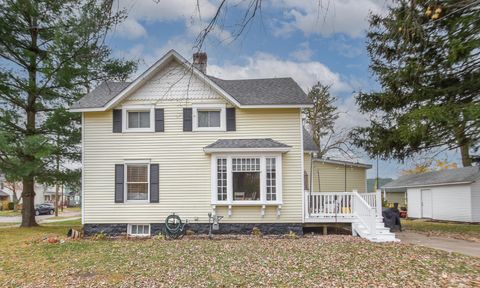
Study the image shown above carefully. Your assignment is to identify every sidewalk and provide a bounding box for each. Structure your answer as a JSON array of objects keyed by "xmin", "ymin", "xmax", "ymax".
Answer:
[{"xmin": 397, "ymin": 231, "xmax": 480, "ymax": 258}]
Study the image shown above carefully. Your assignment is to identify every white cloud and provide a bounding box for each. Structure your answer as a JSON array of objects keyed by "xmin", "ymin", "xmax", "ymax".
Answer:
[
  {"xmin": 114, "ymin": 18, "xmax": 147, "ymax": 39},
  {"xmin": 113, "ymin": 0, "xmax": 219, "ymax": 40},
  {"xmin": 290, "ymin": 42, "xmax": 313, "ymax": 61},
  {"xmin": 269, "ymin": 0, "xmax": 390, "ymax": 38},
  {"xmin": 209, "ymin": 52, "xmax": 351, "ymax": 93}
]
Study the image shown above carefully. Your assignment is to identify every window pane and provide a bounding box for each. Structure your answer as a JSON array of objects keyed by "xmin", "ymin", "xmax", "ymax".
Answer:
[
  {"xmin": 209, "ymin": 111, "xmax": 220, "ymax": 127},
  {"xmin": 198, "ymin": 110, "xmax": 221, "ymax": 128},
  {"xmin": 198, "ymin": 111, "xmax": 209, "ymax": 127},
  {"xmin": 233, "ymin": 172, "xmax": 260, "ymax": 201},
  {"xmin": 128, "ymin": 112, "xmax": 138, "ymax": 128},
  {"xmin": 127, "ymin": 165, "xmax": 148, "ymax": 182},
  {"xmin": 139, "ymin": 112, "xmax": 150, "ymax": 128},
  {"xmin": 217, "ymin": 158, "xmax": 227, "ymax": 201},
  {"xmin": 128, "ymin": 111, "xmax": 150, "ymax": 128},
  {"xmin": 127, "ymin": 183, "xmax": 148, "ymax": 200},
  {"xmin": 266, "ymin": 158, "xmax": 277, "ymax": 201},
  {"xmin": 131, "ymin": 225, "xmax": 137, "ymax": 234}
]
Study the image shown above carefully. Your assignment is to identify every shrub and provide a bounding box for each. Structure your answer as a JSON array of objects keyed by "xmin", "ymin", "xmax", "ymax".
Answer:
[
  {"xmin": 7, "ymin": 202, "xmax": 14, "ymax": 210},
  {"xmin": 252, "ymin": 227, "xmax": 263, "ymax": 237},
  {"xmin": 91, "ymin": 231, "xmax": 107, "ymax": 240},
  {"xmin": 185, "ymin": 229, "xmax": 195, "ymax": 236},
  {"xmin": 286, "ymin": 230, "xmax": 298, "ymax": 239}
]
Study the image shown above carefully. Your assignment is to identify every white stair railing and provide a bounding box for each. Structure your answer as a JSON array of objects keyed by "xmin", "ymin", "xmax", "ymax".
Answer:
[{"xmin": 352, "ymin": 191, "xmax": 377, "ymax": 239}]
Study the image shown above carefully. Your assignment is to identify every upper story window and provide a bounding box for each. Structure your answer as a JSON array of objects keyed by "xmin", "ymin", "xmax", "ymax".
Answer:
[
  {"xmin": 122, "ymin": 105, "xmax": 154, "ymax": 132},
  {"xmin": 128, "ymin": 111, "xmax": 150, "ymax": 129},
  {"xmin": 193, "ymin": 104, "xmax": 226, "ymax": 131}
]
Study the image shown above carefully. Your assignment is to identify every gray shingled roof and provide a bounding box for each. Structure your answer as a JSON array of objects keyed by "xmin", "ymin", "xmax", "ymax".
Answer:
[
  {"xmin": 71, "ymin": 82, "xmax": 130, "ymax": 109},
  {"xmin": 382, "ymin": 166, "xmax": 480, "ymax": 189},
  {"xmin": 303, "ymin": 127, "xmax": 318, "ymax": 152},
  {"xmin": 205, "ymin": 138, "xmax": 290, "ymax": 149},
  {"xmin": 71, "ymin": 76, "xmax": 310, "ymax": 110},
  {"xmin": 208, "ymin": 76, "xmax": 310, "ymax": 105},
  {"xmin": 0, "ymin": 190, "xmax": 9, "ymax": 197}
]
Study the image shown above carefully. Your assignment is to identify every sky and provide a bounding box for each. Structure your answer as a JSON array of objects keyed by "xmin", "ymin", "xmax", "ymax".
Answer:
[{"xmin": 106, "ymin": 0, "xmax": 461, "ymax": 179}]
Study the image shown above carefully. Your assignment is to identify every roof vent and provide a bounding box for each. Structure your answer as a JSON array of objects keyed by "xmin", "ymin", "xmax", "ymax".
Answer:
[{"xmin": 193, "ymin": 52, "xmax": 207, "ymax": 74}]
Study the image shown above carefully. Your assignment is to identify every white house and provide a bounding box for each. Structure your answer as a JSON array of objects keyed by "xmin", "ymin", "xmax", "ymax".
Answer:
[
  {"xmin": 70, "ymin": 50, "xmax": 395, "ymax": 241},
  {"xmin": 383, "ymin": 166, "xmax": 480, "ymax": 222}
]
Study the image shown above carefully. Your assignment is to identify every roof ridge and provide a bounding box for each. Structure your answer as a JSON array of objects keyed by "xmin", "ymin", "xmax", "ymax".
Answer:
[{"xmin": 208, "ymin": 75, "xmax": 294, "ymax": 81}]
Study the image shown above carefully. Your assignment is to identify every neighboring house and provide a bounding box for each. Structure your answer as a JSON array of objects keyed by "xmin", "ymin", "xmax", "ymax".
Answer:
[
  {"xmin": 303, "ymin": 129, "xmax": 371, "ymax": 193},
  {"xmin": 65, "ymin": 186, "xmax": 81, "ymax": 207},
  {"xmin": 368, "ymin": 178, "xmax": 407, "ymax": 206},
  {"xmin": 382, "ymin": 166, "xmax": 480, "ymax": 222},
  {"xmin": 71, "ymin": 50, "xmax": 395, "ymax": 241}
]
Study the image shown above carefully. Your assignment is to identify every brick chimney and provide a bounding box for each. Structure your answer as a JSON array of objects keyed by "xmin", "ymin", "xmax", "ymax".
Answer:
[{"xmin": 193, "ymin": 52, "xmax": 207, "ymax": 74}]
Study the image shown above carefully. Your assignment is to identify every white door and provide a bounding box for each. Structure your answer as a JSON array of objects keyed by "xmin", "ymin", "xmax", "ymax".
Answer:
[{"xmin": 421, "ymin": 189, "xmax": 433, "ymax": 218}]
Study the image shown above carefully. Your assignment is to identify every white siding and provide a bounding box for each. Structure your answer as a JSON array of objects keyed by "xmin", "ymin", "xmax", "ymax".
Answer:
[
  {"xmin": 430, "ymin": 184, "xmax": 472, "ymax": 222},
  {"xmin": 83, "ymin": 61, "xmax": 303, "ymax": 224},
  {"xmin": 407, "ymin": 188, "xmax": 422, "ymax": 218},
  {"xmin": 408, "ymin": 184, "xmax": 473, "ymax": 222},
  {"xmin": 469, "ymin": 180, "xmax": 480, "ymax": 222}
]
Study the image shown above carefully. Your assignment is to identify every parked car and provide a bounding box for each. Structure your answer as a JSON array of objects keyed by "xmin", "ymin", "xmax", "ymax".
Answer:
[{"xmin": 35, "ymin": 203, "xmax": 54, "ymax": 216}]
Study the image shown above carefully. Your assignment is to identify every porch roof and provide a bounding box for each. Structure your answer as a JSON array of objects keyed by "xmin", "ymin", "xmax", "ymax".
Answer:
[{"xmin": 204, "ymin": 138, "xmax": 291, "ymax": 153}]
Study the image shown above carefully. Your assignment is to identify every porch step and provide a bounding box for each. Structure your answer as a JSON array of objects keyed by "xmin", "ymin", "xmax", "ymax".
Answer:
[{"xmin": 352, "ymin": 222, "xmax": 398, "ymax": 243}]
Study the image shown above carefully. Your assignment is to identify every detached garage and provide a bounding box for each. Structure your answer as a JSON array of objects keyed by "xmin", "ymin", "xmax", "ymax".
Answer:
[{"xmin": 383, "ymin": 166, "xmax": 480, "ymax": 222}]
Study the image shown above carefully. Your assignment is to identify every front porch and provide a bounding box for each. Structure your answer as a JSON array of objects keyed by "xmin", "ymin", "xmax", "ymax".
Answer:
[{"xmin": 304, "ymin": 190, "xmax": 397, "ymax": 242}]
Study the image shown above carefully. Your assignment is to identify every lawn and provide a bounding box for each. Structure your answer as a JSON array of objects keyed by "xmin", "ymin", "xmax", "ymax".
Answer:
[
  {"xmin": 402, "ymin": 219, "xmax": 480, "ymax": 242},
  {"xmin": 0, "ymin": 210, "xmax": 21, "ymax": 217},
  {"xmin": 0, "ymin": 223, "xmax": 479, "ymax": 287}
]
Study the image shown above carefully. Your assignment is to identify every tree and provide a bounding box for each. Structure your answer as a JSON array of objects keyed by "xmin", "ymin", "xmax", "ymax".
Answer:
[
  {"xmin": 351, "ymin": 0, "xmax": 480, "ymax": 167},
  {"xmin": 401, "ymin": 159, "xmax": 458, "ymax": 175},
  {"xmin": 304, "ymin": 82, "xmax": 353, "ymax": 158},
  {"xmin": 0, "ymin": 0, "xmax": 136, "ymax": 226}
]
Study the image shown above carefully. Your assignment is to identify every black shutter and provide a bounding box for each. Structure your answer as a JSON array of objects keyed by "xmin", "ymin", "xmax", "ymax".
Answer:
[
  {"xmin": 226, "ymin": 108, "xmax": 236, "ymax": 131},
  {"xmin": 112, "ymin": 109, "xmax": 122, "ymax": 133},
  {"xmin": 114, "ymin": 164, "xmax": 124, "ymax": 203},
  {"xmin": 155, "ymin": 108, "xmax": 164, "ymax": 132},
  {"xmin": 150, "ymin": 164, "xmax": 159, "ymax": 203},
  {"xmin": 183, "ymin": 108, "xmax": 192, "ymax": 132}
]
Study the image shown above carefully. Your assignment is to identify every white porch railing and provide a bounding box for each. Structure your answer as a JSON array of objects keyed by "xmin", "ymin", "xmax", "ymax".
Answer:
[{"xmin": 304, "ymin": 190, "xmax": 396, "ymax": 242}]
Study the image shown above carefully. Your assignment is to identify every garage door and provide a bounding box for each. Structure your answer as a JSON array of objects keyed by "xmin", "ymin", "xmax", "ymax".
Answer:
[{"xmin": 421, "ymin": 189, "xmax": 432, "ymax": 218}]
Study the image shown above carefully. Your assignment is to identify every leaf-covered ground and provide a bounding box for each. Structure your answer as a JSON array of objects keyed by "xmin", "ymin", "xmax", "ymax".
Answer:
[
  {"xmin": 0, "ymin": 225, "xmax": 479, "ymax": 287},
  {"xmin": 403, "ymin": 219, "xmax": 480, "ymax": 242}
]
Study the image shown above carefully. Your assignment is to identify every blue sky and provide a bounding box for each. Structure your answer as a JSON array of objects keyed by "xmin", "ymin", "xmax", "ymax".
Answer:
[{"xmin": 107, "ymin": 0, "xmax": 460, "ymax": 179}]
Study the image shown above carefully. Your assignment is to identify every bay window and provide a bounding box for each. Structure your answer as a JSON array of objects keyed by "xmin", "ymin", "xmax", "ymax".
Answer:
[{"xmin": 213, "ymin": 155, "xmax": 282, "ymax": 204}]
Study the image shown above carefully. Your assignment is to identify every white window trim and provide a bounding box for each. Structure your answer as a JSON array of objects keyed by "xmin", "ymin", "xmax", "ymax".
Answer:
[
  {"xmin": 210, "ymin": 153, "xmax": 283, "ymax": 206},
  {"xmin": 124, "ymin": 159, "xmax": 150, "ymax": 203},
  {"xmin": 192, "ymin": 103, "xmax": 226, "ymax": 132},
  {"xmin": 122, "ymin": 104, "xmax": 155, "ymax": 133},
  {"xmin": 128, "ymin": 224, "xmax": 151, "ymax": 237}
]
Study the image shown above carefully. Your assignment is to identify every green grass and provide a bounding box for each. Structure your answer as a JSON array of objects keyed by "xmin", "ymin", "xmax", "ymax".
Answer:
[
  {"xmin": 0, "ymin": 226, "xmax": 478, "ymax": 287},
  {"xmin": 0, "ymin": 222, "xmax": 19, "ymax": 227},
  {"xmin": 0, "ymin": 210, "xmax": 21, "ymax": 217},
  {"xmin": 42, "ymin": 219, "xmax": 81, "ymax": 226},
  {"xmin": 403, "ymin": 219, "xmax": 480, "ymax": 241}
]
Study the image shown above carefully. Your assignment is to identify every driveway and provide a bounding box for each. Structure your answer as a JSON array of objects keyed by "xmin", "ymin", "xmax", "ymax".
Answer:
[
  {"xmin": 397, "ymin": 231, "xmax": 480, "ymax": 258},
  {"xmin": 0, "ymin": 209, "xmax": 80, "ymax": 223}
]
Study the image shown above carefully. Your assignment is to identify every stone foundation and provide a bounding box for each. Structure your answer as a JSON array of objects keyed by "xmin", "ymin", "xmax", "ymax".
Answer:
[{"xmin": 84, "ymin": 223, "xmax": 303, "ymax": 236}]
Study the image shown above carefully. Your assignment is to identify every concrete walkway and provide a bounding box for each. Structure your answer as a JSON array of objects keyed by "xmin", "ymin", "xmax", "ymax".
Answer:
[{"xmin": 397, "ymin": 231, "xmax": 480, "ymax": 258}]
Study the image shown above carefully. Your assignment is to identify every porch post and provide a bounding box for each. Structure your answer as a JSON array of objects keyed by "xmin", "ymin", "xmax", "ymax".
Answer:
[{"xmin": 376, "ymin": 189, "xmax": 382, "ymax": 218}]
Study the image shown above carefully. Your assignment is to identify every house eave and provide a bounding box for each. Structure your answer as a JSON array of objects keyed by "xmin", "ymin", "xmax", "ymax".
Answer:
[
  {"xmin": 203, "ymin": 147, "xmax": 291, "ymax": 154},
  {"xmin": 383, "ymin": 181, "xmax": 475, "ymax": 190}
]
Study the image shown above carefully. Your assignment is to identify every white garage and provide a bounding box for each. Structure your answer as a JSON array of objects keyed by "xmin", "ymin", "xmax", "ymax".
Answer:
[{"xmin": 383, "ymin": 166, "xmax": 480, "ymax": 222}]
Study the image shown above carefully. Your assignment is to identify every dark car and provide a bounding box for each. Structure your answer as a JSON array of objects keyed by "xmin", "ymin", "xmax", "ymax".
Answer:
[{"xmin": 35, "ymin": 203, "xmax": 54, "ymax": 216}]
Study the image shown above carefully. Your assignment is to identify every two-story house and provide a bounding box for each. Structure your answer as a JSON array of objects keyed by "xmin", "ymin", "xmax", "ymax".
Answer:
[{"xmin": 72, "ymin": 50, "xmax": 395, "ymax": 241}]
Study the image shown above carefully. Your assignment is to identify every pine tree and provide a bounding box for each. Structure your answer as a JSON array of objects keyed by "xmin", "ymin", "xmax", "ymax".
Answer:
[
  {"xmin": 352, "ymin": 0, "xmax": 480, "ymax": 166},
  {"xmin": 0, "ymin": 0, "xmax": 136, "ymax": 226}
]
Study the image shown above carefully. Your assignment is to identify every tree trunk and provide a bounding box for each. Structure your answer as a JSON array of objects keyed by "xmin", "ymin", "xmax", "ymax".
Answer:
[
  {"xmin": 21, "ymin": 177, "xmax": 37, "ymax": 227},
  {"xmin": 54, "ymin": 184, "xmax": 59, "ymax": 216},
  {"xmin": 460, "ymin": 143, "xmax": 472, "ymax": 167}
]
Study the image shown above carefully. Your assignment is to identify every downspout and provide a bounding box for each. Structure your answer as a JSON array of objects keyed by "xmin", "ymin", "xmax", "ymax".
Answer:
[
  {"xmin": 344, "ymin": 164, "xmax": 347, "ymax": 191},
  {"xmin": 309, "ymin": 152, "xmax": 313, "ymax": 214}
]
